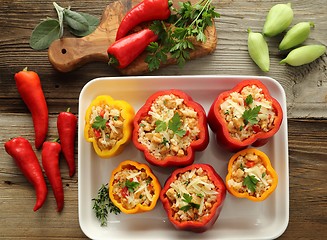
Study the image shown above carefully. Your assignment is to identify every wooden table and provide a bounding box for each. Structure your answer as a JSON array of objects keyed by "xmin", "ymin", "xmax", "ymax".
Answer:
[{"xmin": 0, "ymin": 0, "xmax": 326, "ymax": 239}]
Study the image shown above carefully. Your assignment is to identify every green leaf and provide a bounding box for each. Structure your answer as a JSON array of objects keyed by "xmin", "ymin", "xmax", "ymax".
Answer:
[
  {"xmin": 69, "ymin": 12, "xmax": 99, "ymax": 37},
  {"xmin": 63, "ymin": 8, "xmax": 89, "ymax": 32},
  {"xmin": 242, "ymin": 105, "xmax": 261, "ymax": 125},
  {"xmin": 125, "ymin": 180, "xmax": 140, "ymax": 193},
  {"xmin": 243, "ymin": 175, "xmax": 259, "ymax": 193},
  {"xmin": 53, "ymin": 2, "xmax": 64, "ymax": 37},
  {"xmin": 155, "ymin": 120, "xmax": 167, "ymax": 132},
  {"xmin": 180, "ymin": 193, "xmax": 200, "ymax": 212},
  {"xmin": 92, "ymin": 116, "xmax": 107, "ymax": 130},
  {"xmin": 29, "ymin": 19, "xmax": 61, "ymax": 50},
  {"xmin": 245, "ymin": 94, "xmax": 254, "ymax": 105},
  {"xmin": 168, "ymin": 112, "xmax": 186, "ymax": 137}
]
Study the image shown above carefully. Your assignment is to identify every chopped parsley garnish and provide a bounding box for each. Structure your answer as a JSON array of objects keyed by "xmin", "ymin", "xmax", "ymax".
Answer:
[
  {"xmin": 245, "ymin": 94, "xmax": 254, "ymax": 105},
  {"xmin": 155, "ymin": 112, "xmax": 186, "ymax": 137},
  {"xmin": 242, "ymin": 105, "xmax": 261, "ymax": 125},
  {"xmin": 180, "ymin": 193, "xmax": 200, "ymax": 212},
  {"xmin": 92, "ymin": 116, "xmax": 107, "ymax": 130},
  {"xmin": 197, "ymin": 193, "xmax": 204, "ymax": 198},
  {"xmin": 92, "ymin": 183, "xmax": 121, "ymax": 226},
  {"xmin": 262, "ymin": 172, "xmax": 266, "ymax": 178},
  {"xmin": 162, "ymin": 137, "xmax": 169, "ymax": 145},
  {"xmin": 240, "ymin": 163, "xmax": 245, "ymax": 171},
  {"xmin": 243, "ymin": 175, "xmax": 259, "ymax": 193},
  {"xmin": 168, "ymin": 112, "xmax": 186, "ymax": 137},
  {"xmin": 125, "ymin": 180, "xmax": 140, "ymax": 193},
  {"xmin": 155, "ymin": 120, "xmax": 167, "ymax": 132},
  {"xmin": 113, "ymin": 116, "xmax": 119, "ymax": 121}
]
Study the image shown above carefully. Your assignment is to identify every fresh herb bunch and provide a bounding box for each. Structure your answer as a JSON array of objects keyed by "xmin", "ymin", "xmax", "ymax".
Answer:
[
  {"xmin": 92, "ymin": 183, "xmax": 121, "ymax": 227},
  {"xmin": 30, "ymin": 2, "xmax": 99, "ymax": 50},
  {"xmin": 146, "ymin": 0, "xmax": 220, "ymax": 71}
]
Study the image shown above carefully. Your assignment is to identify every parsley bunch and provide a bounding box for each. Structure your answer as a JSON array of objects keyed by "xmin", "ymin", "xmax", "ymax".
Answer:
[{"xmin": 146, "ymin": 0, "xmax": 220, "ymax": 71}]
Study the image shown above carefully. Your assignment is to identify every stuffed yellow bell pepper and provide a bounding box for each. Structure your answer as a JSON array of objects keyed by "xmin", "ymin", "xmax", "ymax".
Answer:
[
  {"xmin": 226, "ymin": 148, "xmax": 278, "ymax": 201},
  {"xmin": 84, "ymin": 95, "xmax": 134, "ymax": 158},
  {"xmin": 109, "ymin": 160, "xmax": 161, "ymax": 214}
]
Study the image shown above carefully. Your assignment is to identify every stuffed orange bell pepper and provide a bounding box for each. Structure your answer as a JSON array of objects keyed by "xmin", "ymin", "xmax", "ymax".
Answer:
[
  {"xmin": 84, "ymin": 95, "xmax": 134, "ymax": 158},
  {"xmin": 225, "ymin": 148, "xmax": 278, "ymax": 202},
  {"xmin": 208, "ymin": 79, "xmax": 283, "ymax": 152},
  {"xmin": 160, "ymin": 164, "xmax": 226, "ymax": 233},
  {"xmin": 109, "ymin": 160, "xmax": 161, "ymax": 214},
  {"xmin": 132, "ymin": 89, "xmax": 209, "ymax": 167}
]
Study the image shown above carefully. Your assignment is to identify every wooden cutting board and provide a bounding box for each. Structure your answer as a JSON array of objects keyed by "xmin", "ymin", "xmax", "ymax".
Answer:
[{"xmin": 48, "ymin": 0, "xmax": 217, "ymax": 75}]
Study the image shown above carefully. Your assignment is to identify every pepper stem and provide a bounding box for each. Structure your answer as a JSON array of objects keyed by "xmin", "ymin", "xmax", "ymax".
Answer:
[{"xmin": 66, "ymin": 107, "xmax": 71, "ymax": 113}]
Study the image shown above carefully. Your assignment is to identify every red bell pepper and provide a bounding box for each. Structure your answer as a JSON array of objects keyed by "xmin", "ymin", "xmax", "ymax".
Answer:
[
  {"xmin": 42, "ymin": 140, "xmax": 64, "ymax": 212},
  {"xmin": 108, "ymin": 28, "xmax": 158, "ymax": 69},
  {"xmin": 4, "ymin": 137, "xmax": 48, "ymax": 211},
  {"xmin": 132, "ymin": 89, "xmax": 209, "ymax": 167},
  {"xmin": 115, "ymin": 0, "xmax": 171, "ymax": 40},
  {"xmin": 207, "ymin": 79, "xmax": 283, "ymax": 152},
  {"xmin": 14, "ymin": 68, "xmax": 48, "ymax": 149},
  {"xmin": 160, "ymin": 163, "xmax": 226, "ymax": 233},
  {"xmin": 57, "ymin": 108, "xmax": 77, "ymax": 177}
]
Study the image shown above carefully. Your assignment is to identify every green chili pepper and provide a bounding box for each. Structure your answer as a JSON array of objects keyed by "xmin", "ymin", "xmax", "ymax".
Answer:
[
  {"xmin": 279, "ymin": 45, "xmax": 326, "ymax": 66},
  {"xmin": 263, "ymin": 3, "xmax": 293, "ymax": 37},
  {"xmin": 279, "ymin": 22, "xmax": 315, "ymax": 50},
  {"xmin": 247, "ymin": 29, "xmax": 270, "ymax": 72}
]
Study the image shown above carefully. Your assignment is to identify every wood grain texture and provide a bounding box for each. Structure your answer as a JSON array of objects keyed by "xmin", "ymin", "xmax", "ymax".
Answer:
[{"xmin": 0, "ymin": 0, "xmax": 326, "ymax": 239}]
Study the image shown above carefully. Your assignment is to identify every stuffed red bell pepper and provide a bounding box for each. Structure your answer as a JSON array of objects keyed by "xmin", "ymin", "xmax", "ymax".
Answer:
[
  {"xmin": 208, "ymin": 80, "xmax": 283, "ymax": 152},
  {"xmin": 132, "ymin": 89, "xmax": 209, "ymax": 167},
  {"xmin": 160, "ymin": 163, "xmax": 226, "ymax": 233}
]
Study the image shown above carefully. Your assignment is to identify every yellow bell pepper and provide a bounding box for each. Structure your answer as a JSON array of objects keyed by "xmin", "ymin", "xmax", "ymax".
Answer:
[
  {"xmin": 84, "ymin": 95, "xmax": 134, "ymax": 158},
  {"xmin": 109, "ymin": 160, "xmax": 161, "ymax": 214},
  {"xmin": 225, "ymin": 148, "xmax": 278, "ymax": 202}
]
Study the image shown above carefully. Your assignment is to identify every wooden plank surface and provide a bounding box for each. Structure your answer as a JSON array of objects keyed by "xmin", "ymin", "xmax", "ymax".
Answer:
[{"xmin": 0, "ymin": 0, "xmax": 326, "ymax": 239}]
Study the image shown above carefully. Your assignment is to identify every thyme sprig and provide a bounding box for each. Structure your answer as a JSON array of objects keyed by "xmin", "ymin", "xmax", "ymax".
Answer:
[{"xmin": 92, "ymin": 183, "xmax": 121, "ymax": 226}]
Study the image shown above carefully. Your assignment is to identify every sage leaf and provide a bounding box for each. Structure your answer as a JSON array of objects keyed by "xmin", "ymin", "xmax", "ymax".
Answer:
[
  {"xmin": 63, "ymin": 8, "xmax": 89, "ymax": 32},
  {"xmin": 69, "ymin": 12, "xmax": 99, "ymax": 37},
  {"xmin": 53, "ymin": 2, "xmax": 64, "ymax": 37},
  {"xmin": 29, "ymin": 18, "xmax": 60, "ymax": 50}
]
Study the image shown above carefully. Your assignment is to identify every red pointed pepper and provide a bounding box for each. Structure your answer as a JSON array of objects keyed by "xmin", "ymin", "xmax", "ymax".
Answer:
[
  {"xmin": 116, "ymin": 0, "xmax": 171, "ymax": 40},
  {"xmin": 41, "ymin": 140, "xmax": 64, "ymax": 212},
  {"xmin": 108, "ymin": 28, "xmax": 158, "ymax": 69},
  {"xmin": 14, "ymin": 68, "xmax": 48, "ymax": 149},
  {"xmin": 4, "ymin": 137, "xmax": 48, "ymax": 211},
  {"xmin": 57, "ymin": 108, "xmax": 77, "ymax": 177}
]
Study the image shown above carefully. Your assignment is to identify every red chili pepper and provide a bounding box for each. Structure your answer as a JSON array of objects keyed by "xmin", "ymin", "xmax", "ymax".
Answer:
[
  {"xmin": 208, "ymin": 79, "xmax": 283, "ymax": 152},
  {"xmin": 41, "ymin": 140, "xmax": 64, "ymax": 212},
  {"xmin": 116, "ymin": 0, "xmax": 171, "ymax": 40},
  {"xmin": 14, "ymin": 68, "xmax": 48, "ymax": 149},
  {"xmin": 57, "ymin": 108, "xmax": 77, "ymax": 177},
  {"xmin": 132, "ymin": 89, "xmax": 209, "ymax": 167},
  {"xmin": 108, "ymin": 28, "xmax": 158, "ymax": 69},
  {"xmin": 4, "ymin": 137, "xmax": 48, "ymax": 211},
  {"xmin": 160, "ymin": 164, "xmax": 226, "ymax": 232}
]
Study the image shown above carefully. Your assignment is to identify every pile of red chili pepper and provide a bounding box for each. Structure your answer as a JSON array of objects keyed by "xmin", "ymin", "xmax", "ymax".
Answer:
[
  {"xmin": 4, "ymin": 68, "xmax": 77, "ymax": 212},
  {"xmin": 107, "ymin": 0, "xmax": 171, "ymax": 68}
]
